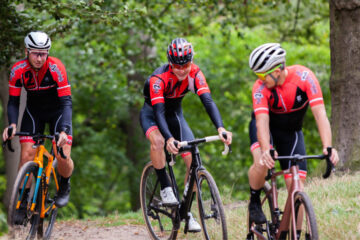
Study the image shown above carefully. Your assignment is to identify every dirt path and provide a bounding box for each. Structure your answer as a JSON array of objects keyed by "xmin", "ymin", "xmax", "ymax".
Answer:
[
  {"xmin": 50, "ymin": 220, "xmax": 149, "ymax": 240},
  {"xmin": 1, "ymin": 202, "xmax": 247, "ymax": 239},
  {"xmin": 0, "ymin": 220, "xmax": 150, "ymax": 240}
]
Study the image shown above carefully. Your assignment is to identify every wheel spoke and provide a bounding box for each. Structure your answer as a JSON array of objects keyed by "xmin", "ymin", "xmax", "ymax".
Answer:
[{"xmin": 197, "ymin": 170, "xmax": 227, "ymax": 239}]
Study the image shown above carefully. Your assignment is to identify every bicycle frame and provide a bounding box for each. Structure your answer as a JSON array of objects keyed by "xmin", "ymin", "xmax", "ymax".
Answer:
[
  {"xmin": 16, "ymin": 138, "xmax": 60, "ymax": 219},
  {"xmin": 268, "ymin": 165, "xmax": 302, "ymax": 240},
  {"xmin": 165, "ymin": 144, "xmax": 203, "ymax": 232},
  {"xmin": 250, "ymin": 149, "xmax": 333, "ymax": 240}
]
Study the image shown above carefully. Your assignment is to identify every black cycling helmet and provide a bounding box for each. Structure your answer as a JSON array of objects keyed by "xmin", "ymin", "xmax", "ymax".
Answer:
[{"xmin": 167, "ymin": 38, "xmax": 193, "ymax": 65}]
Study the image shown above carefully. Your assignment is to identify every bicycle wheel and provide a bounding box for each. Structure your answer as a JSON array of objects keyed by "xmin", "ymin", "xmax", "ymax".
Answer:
[
  {"xmin": 37, "ymin": 159, "xmax": 59, "ymax": 240},
  {"xmin": 197, "ymin": 170, "xmax": 227, "ymax": 240},
  {"xmin": 140, "ymin": 162, "xmax": 178, "ymax": 240},
  {"xmin": 290, "ymin": 192, "xmax": 318, "ymax": 240},
  {"xmin": 8, "ymin": 161, "xmax": 40, "ymax": 240}
]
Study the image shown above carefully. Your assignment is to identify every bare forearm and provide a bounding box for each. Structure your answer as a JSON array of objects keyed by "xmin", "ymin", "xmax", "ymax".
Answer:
[
  {"xmin": 312, "ymin": 105, "xmax": 332, "ymax": 148},
  {"xmin": 256, "ymin": 114, "xmax": 271, "ymax": 151}
]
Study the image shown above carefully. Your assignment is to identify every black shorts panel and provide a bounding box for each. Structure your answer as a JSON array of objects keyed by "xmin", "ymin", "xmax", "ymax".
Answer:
[
  {"xmin": 20, "ymin": 107, "xmax": 73, "ymax": 136},
  {"xmin": 248, "ymin": 112, "xmax": 307, "ymax": 172},
  {"xmin": 139, "ymin": 102, "xmax": 194, "ymax": 141}
]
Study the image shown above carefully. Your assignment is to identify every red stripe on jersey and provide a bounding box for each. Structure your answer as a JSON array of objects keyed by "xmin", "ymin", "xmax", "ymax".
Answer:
[
  {"xmin": 57, "ymin": 85, "xmax": 71, "ymax": 97},
  {"xmin": 9, "ymin": 86, "xmax": 21, "ymax": 96}
]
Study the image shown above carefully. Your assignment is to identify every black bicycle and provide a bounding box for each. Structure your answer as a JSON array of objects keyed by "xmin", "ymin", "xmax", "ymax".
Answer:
[{"xmin": 140, "ymin": 134, "xmax": 231, "ymax": 240}]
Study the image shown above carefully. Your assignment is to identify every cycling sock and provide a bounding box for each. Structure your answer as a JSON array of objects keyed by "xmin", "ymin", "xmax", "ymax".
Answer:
[
  {"xmin": 296, "ymin": 230, "xmax": 301, "ymax": 239},
  {"xmin": 155, "ymin": 167, "xmax": 171, "ymax": 190},
  {"xmin": 249, "ymin": 187, "xmax": 262, "ymax": 203},
  {"xmin": 59, "ymin": 175, "xmax": 71, "ymax": 185}
]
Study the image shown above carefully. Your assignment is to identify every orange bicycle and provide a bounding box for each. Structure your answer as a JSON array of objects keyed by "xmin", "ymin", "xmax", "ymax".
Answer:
[{"xmin": 4, "ymin": 126, "xmax": 66, "ymax": 240}]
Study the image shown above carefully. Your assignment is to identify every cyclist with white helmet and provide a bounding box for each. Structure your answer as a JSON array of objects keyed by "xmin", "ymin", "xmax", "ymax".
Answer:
[
  {"xmin": 2, "ymin": 31, "xmax": 74, "ymax": 223},
  {"xmin": 247, "ymin": 43, "xmax": 339, "ymax": 225},
  {"xmin": 140, "ymin": 38, "xmax": 232, "ymax": 232}
]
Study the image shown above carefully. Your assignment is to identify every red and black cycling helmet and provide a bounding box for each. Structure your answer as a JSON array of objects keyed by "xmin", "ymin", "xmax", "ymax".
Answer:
[{"xmin": 167, "ymin": 38, "xmax": 193, "ymax": 65}]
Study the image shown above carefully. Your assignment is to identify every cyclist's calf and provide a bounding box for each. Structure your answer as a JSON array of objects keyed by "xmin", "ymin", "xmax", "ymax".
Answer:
[
  {"xmin": 248, "ymin": 148, "xmax": 268, "ymax": 190},
  {"xmin": 57, "ymin": 144, "xmax": 74, "ymax": 178}
]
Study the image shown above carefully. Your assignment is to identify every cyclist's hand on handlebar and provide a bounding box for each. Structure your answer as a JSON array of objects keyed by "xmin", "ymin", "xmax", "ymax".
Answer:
[
  {"xmin": 166, "ymin": 137, "xmax": 179, "ymax": 154},
  {"xmin": 217, "ymin": 127, "xmax": 232, "ymax": 145},
  {"xmin": 57, "ymin": 131, "xmax": 68, "ymax": 147},
  {"xmin": 261, "ymin": 149, "xmax": 277, "ymax": 169},
  {"xmin": 323, "ymin": 147, "xmax": 339, "ymax": 166},
  {"xmin": 2, "ymin": 124, "xmax": 16, "ymax": 141}
]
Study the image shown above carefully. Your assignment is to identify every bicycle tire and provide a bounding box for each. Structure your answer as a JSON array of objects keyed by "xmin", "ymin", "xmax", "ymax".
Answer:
[
  {"xmin": 197, "ymin": 169, "xmax": 227, "ymax": 240},
  {"xmin": 8, "ymin": 161, "xmax": 41, "ymax": 240},
  {"xmin": 38, "ymin": 158, "xmax": 59, "ymax": 240},
  {"xmin": 140, "ymin": 162, "xmax": 178, "ymax": 240},
  {"xmin": 290, "ymin": 192, "xmax": 318, "ymax": 240}
]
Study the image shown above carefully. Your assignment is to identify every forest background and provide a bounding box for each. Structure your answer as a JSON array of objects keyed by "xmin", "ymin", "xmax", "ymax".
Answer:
[{"xmin": 0, "ymin": 0, "xmax": 358, "ymax": 234}]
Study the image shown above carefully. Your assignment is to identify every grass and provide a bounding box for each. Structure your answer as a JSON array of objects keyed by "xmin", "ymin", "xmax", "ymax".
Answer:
[
  {"xmin": 225, "ymin": 171, "xmax": 360, "ymax": 240},
  {"xmin": 59, "ymin": 171, "xmax": 360, "ymax": 239}
]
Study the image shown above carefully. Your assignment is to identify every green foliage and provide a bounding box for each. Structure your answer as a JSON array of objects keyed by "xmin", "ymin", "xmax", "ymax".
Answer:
[{"xmin": 0, "ymin": 0, "xmax": 332, "ymax": 224}]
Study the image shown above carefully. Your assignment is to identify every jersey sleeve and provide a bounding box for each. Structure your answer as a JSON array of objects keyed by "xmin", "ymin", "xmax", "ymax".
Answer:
[
  {"xmin": 8, "ymin": 62, "xmax": 25, "ymax": 125},
  {"xmin": 9, "ymin": 63, "xmax": 24, "ymax": 97},
  {"xmin": 149, "ymin": 76, "xmax": 165, "ymax": 105},
  {"xmin": 194, "ymin": 70, "xmax": 210, "ymax": 96},
  {"xmin": 303, "ymin": 68, "xmax": 324, "ymax": 107},
  {"xmin": 49, "ymin": 58, "xmax": 71, "ymax": 97},
  {"xmin": 252, "ymin": 80, "xmax": 270, "ymax": 115}
]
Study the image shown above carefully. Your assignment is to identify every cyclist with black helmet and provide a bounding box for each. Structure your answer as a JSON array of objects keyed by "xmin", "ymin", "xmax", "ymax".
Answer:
[
  {"xmin": 247, "ymin": 43, "xmax": 339, "ymax": 226},
  {"xmin": 2, "ymin": 31, "xmax": 74, "ymax": 222},
  {"xmin": 140, "ymin": 37, "xmax": 232, "ymax": 232}
]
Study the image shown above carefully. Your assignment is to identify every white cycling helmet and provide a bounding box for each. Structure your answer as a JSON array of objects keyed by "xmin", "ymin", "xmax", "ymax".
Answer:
[
  {"xmin": 24, "ymin": 31, "xmax": 51, "ymax": 50},
  {"xmin": 249, "ymin": 43, "xmax": 286, "ymax": 73}
]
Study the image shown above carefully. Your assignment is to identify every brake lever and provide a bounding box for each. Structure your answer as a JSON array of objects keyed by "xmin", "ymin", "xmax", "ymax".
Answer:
[
  {"xmin": 323, "ymin": 147, "xmax": 334, "ymax": 179},
  {"xmin": 221, "ymin": 132, "xmax": 232, "ymax": 155},
  {"xmin": 54, "ymin": 132, "xmax": 67, "ymax": 159},
  {"xmin": 3, "ymin": 126, "xmax": 15, "ymax": 152}
]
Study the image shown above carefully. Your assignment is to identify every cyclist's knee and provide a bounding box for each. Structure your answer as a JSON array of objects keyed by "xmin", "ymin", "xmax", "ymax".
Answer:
[
  {"xmin": 20, "ymin": 144, "xmax": 36, "ymax": 162},
  {"xmin": 249, "ymin": 163, "xmax": 267, "ymax": 177},
  {"xmin": 150, "ymin": 136, "xmax": 165, "ymax": 152}
]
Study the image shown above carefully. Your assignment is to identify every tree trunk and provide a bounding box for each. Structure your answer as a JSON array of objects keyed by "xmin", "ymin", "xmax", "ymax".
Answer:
[
  {"xmin": 0, "ymin": 66, "xmax": 27, "ymax": 208},
  {"xmin": 125, "ymin": 102, "xmax": 147, "ymax": 211},
  {"xmin": 329, "ymin": 0, "xmax": 360, "ymax": 170}
]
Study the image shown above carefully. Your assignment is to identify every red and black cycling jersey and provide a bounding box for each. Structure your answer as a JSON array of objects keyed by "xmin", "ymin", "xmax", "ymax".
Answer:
[
  {"xmin": 142, "ymin": 63, "xmax": 223, "ymax": 140},
  {"xmin": 252, "ymin": 65, "xmax": 324, "ymax": 131},
  {"xmin": 143, "ymin": 63, "xmax": 211, "ymax": 105},
  {"xmin": 8, "ymin": 56, "xmax": 72, "ymax": 134}
]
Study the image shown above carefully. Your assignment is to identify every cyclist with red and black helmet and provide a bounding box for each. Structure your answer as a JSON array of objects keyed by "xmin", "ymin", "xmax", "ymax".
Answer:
[
  {"xmin": 2, "ymin": 31, "xmax": 74, "ymax": 223},
  {"xmin": 140, "ymin": 38, "xmax": 232, "ymax": 232},
  {"xmin": 247, "ymin": 43, "xmax": 339, "ymax": 226}
]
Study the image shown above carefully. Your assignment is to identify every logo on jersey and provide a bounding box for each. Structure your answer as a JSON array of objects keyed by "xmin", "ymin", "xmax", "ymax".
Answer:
[
  {"xmin": 24, "ymin": 71, "xmax": 36, "ymax": 89},
  {"xmin": 297, "ymin": 95, "xmax": 302, "ymax": 102},
  {"xmin": 297, "ymin": 70, "xmax": 318, "ymax": 94},
  {"xmin": 152, "ymin": 79, "xmax": 162, "ymax": 94},
  {"xmin": 197, "ymin": 73, "xmax": 206, "ymax": 86},
  {"xmin": 49, "ymin": 63, "xmax": 64, "ymax": 82},
  {"xmin": 301, "ymin": 71, "xmax": 308, "ymax": 81},
  {"xmin": 10, "ymin": 62, "xmax": 27, "ymax": 81},
  {"xmin": 254, "ymin": 84, "xmax": 265, "ymax": 104}
]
